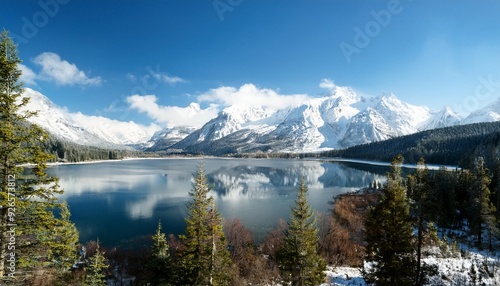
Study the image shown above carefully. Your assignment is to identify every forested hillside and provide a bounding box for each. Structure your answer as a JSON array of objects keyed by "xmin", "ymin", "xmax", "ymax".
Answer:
[
  {"xmin": 319, "ymin": 121, "xmax": 500, "ymax": 168},
  {"xmin": 41, "ymin": 136, "xmax": 135, "ymax": 162}
]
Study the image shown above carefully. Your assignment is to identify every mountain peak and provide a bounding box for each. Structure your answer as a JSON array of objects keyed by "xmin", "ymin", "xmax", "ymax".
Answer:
[
  {"xmin": 21, "ymin": 87, "xmax": 499, "ymax": 155},
  {"xmin": 463, "ymin": 96, "xmax": 500, "ymax": 124},
  {"xmin": 21, "ymin": 88, "xmax": 160, "ymax": 148}
]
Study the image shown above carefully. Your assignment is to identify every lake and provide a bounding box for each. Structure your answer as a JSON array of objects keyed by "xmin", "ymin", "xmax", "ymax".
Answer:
[{"xmin": 47, "ymin": 158, "xmax": 390, "ymax": 247}]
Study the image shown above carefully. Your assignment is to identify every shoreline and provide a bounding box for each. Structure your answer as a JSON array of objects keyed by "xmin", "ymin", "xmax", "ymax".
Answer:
[
  {"xmin": 312, "ymin": 157, "xmax": 459, "ymax": 171},
  {"xmin": 22, "ymin": 156, "xmax": 460, "ymax": 169}
]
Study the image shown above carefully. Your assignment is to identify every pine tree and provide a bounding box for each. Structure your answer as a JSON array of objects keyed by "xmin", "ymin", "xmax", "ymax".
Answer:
[
  {"xmin": 85, "ymin": 240, "xmax": 109, "ymax": 286},
  {"xmin": 49, "ymin": 201, "xmax": 79, "ymax": 271},
  {"xmin": 178, "ymin": 162, "xmax": 233, "ymax": 285},
  {"xmin": 278, "ymin": 179, "xmax": 326, "ymax": 286},
  {"xmin": 148, "ymin": 221, "xmax": 172, "ymax": 285},
  {"xmin": 467, "ymin": 157, "xmax": 497, "ymax": 250},
  {"xmin": 430, "ymin": 167, "xmax": 458, "ymax": 228},
  {"xmin": 0, "ymin": 30, "xmax": 74, "ymax": 282},
  {"xmin": 363, "ymin": 155, "xmax": 416, "ymax": 286},
  {"xmin": 407, "ymin": 158, "xmax": 438, "ymax": 285}
]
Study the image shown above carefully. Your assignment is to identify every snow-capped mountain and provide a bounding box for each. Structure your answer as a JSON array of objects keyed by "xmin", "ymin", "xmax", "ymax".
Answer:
[
  {"xmin": 21, "ymin": 88, "xmax": 161, "ymax": 149},
  {"xmin": 462, "ymin": 97, "xmax": 500, "ymax": 124},
  {"xmin": 168, "ymin": 87, "xmax": 468, "ymax": 154},
  {"xmin": 20, "ymin": 87, "xmax": 500, "ymax": 154},
  {"xmin": 420, "ymin": 106, "xmax": 462, "ymax": 130},
  {"xmin": 147, "ymin": 126, "xmax": 198, "ymax": 151}
]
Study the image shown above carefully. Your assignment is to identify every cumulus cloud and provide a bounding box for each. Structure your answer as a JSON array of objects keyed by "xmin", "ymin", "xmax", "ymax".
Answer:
[
  {"xmin": 33, "ymin": 52, "xmax": 103, "ymax": 86},
  {"xmin": 319, "ymin": 78, "xmax": 336, "ymax": 92},
  {"xmin": 18, "ymin": 63, "xmax": 37, "ymax": 86},
  {"xmin": 126, "ymin": 84, "xmax": 314, "ymax": 127},
  {"xmin": 198, "ymin": 83, "xmax": 310, "ymax": 109},
  {"xmin": 126, "ymin": 94, "xmax": 218, "ymax": 127}
]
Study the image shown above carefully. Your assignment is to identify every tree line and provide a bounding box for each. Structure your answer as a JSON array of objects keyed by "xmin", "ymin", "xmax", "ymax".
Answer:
[
  {"xmin": 317, "ymin": 121, "xmax": 500, "ymax": 168},
  {"xmin": 41, "ymin": 137, "xmax": 132, "ymax": 162}
]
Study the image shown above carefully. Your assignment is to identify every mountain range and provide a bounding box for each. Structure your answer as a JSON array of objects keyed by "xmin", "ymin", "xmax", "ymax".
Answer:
[{"xmin": 21, "ymin": 87, "xmax": 500, "ymax": 154}]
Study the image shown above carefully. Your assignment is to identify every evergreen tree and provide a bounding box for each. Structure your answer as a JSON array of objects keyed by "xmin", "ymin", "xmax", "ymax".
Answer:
[
  {"xmin": 85, "ymin": 240, "xmax": 109, "ymax": 286},
  {"xmin": 430, "ymin": 167, "xmax": 458, "ymax": 227},
  {"xmin": 407, "ymin": 159, "xmax": 438, "ymax": 285},
  {"xmin": 0, "ymin": 31, "xmax": 75, "ymax": 282},
  {"xmin": 278, "ymin": 179, "xmax": 326, "ymax": 286},
  {"xmin": 467, "ymin": 157, "xmax": 497, "ymax": 250},
  {"xmin": 363, "ymin": 155, "xmax": 416, "ymax": 286},
  {"xmin": 178, "ymin": 162, "xmax": 233, "ymax": 285},
  {"xmin": 456, "ymin": 169, "xmax": 474, "ymax": 229},
  {"xmin": 49, "ymin": 201, "xmax": 79, "ymax": 271},
  {"xmin": 148, "ymin": 221, "xmax": 172, "ymax": 285}
]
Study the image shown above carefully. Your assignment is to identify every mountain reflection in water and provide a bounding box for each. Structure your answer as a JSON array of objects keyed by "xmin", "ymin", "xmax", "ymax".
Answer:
[{"xmin": 48, "ymin": 158, "xmax": 387, "ymax": 246}]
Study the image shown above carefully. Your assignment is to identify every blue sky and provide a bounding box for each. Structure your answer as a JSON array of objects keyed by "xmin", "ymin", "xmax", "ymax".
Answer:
[{"xmin": 2, "ymin": 0, "xmax": 500, "ymax": 127}]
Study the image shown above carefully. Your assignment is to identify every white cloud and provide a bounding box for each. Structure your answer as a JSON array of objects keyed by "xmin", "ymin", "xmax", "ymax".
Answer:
[
  {"xmin": 126, "ymin": 94, "xmax": 218, "ymax": 127},
  {"xmin": 319, "ymin": 78, "xmax": 336, "ymax": 92},
  {"xmin": 150, "ymin": 72, "xmax": 185, "ymax": 85},
  {"xmin": 126, "ymin": 84, "xmax": 313, "ymax": 127},
  {"xmin": 33, "ymin": 52, "xmax": 103, "ymax": 86},
  {"xmin": 198, "ymin": 83, "xmax": 310, "ymax": 109},
  {"xmin": 72, "ymin": 112, "xmax": 161, "ymax": 144},
  {"xmin": 18, "ymin": 63, "xmax": 37, "ymax": 86}
]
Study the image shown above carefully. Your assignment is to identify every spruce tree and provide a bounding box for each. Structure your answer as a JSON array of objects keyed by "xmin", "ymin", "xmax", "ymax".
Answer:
[
  {"xmin": 278, "ymin": 179, "xmax": 326, "ymax": 286},
  {"xmin": 49, "ymin": 201, "xmax": 79, "ymax": 271},
  {"xmin": 148, "ymin": 221, "xmax": 172, "ymax": 285},
  {"xmin": 85, "ymin": 240, "xmax": 109, "ymax": 286},
  {"xmin": 468, "ymin": 157, "xmax": 497, "ymax": 250},
  {"xmin": 430, "ymin": 167, "xmax": 458, "ymax": 228},
  {"xmin": 0, "ymin": 31, "xmax": 75, "ymax": 282},
  {"xmin": 363, "ymin": 155, "xmax": 416, "ymax": 286},
  {"xmin": 178, "ymin": 162, "xmax": 233, "ymax": 285},
  {"xmin": 407, "ymin": 159, "xmax": 438, "ymax": 285}
]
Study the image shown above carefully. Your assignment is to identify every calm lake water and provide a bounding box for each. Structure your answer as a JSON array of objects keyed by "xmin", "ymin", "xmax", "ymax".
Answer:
[{"xmin": 47, "ymin": 158, "xmax": 390, "ymax": 247}]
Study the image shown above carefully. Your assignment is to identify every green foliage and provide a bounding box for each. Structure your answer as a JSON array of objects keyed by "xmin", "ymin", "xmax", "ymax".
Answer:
[
  {"xmin": 278, "ymin": 179, "xmax": 326, "ymax": 286},
  {"xmin": 319, "ymin": 121, "xmax": 500, "ymax": 167},
  {"xmin": 407, "ymin": 158, "xmax": 438, "ymax": 285},
  {"xmin": 363, "ymin": 155, "xmax": 417, "ymax": 286},
  {"xmin": 467, "ymin": 157, "xmax": 498, "ymax": 250},
  {"xmin": 178, "ymin": 162, "xmax": 233, "ymax": 285},
  {"xmin": 148, "ymin": 221, "xmax": 172, "ymax": 285},
  {"xmin": 430, "ymin": 167, "xmax": 459, "ymax": 227},
  {"xmin": 49, "ymin": 201, "xmax": 79, "ymax": 270},
  {"xmin": 41, "ymin": 136, "xmax": 133, "ymax": 163},
  {"xmin": 0, "ymin": 30, "xmax": 79, "ymax": 282},
  {"xmin": 85, "ymin": 240, "xmax": 109, "ymax": 286}
]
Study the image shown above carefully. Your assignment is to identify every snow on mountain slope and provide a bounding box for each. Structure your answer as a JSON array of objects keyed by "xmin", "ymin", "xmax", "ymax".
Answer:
[
  {"xmin": 340, "ymin": 107, "xmax": 399, "ymax": 147},
  {"xmin": 371, "ymin": 93, "xmax": 431, "ymax": 134},
  {"xmin": 420, "ymin": 106, "xmax": 462, "ymax": 130},
  {"xmin": 20, "ymin": 88, "xmax": 499, "ymax": 154},
  {"xmin": 21, "ymin": 88, "xmax": 160, "ymax": 148},
  {"xmin": 146, "ymin": 126, "xmax": 198, "ymax": 151},
  {"xmin": 171, "ymin": 86, "xmax": 439, "ymax": 153},
  {"xmin": 463, "ymin": 97, "xmax": 500, "ymax": 124}
]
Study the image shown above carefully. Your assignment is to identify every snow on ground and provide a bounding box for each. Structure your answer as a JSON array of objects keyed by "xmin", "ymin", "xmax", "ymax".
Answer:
[
  {"xmin": 320, "ymin": 249, "xmax": 500, "ymax": 286},
  {"xmin": 322, "ymin": 266, "xmax": 366, "ymax": 286}
]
